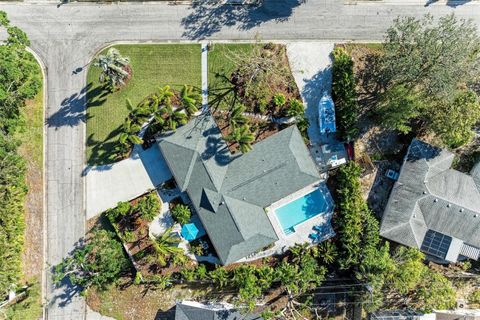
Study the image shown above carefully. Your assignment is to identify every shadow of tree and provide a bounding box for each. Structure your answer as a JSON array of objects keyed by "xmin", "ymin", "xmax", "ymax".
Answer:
[
  {"xmin": 85, "ymin": 83, "xmax": 124, "ymax": 166},
  {"xmin": 181, "ymin": 0, "xmax": 306, "ymax": 40},
  {"xmin": 426, "ymin": 0, "xmax": 473, "ymax": 6},
  {"xmin": 86, "ymin": 126, "xmax": 123, "ymax": 166},
  {"xmin": 48, "ymin": 276, "xmax": 84, "ymax": 308},
  {"xmin": 301, "ymin": 65, "xmax": 332, "ymax": 143},
  {"xmin": 155, "ymin": 305, "xmax": 176, "ymax": 320},
  {"xmin": 46, "ymin": 83, "xmax": 96, "ymax": 128},
  {"xmin": 447, "ymin": 0, "xmax": 472, "ymax": 6}
]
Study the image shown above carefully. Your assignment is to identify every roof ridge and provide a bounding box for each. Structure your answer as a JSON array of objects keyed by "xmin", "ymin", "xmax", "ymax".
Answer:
[
  {"xmin": 425, "ymin": 172, "xmax": 480, "ymax": 213},
  {"xmin": 380, "ymin": 221, "xmax": 412, "ymax": 236}
]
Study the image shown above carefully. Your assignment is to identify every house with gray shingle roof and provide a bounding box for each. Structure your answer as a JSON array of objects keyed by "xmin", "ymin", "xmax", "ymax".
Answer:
[
  {"xmin": 157, "ymin": 114, "xmax": 332, "ymax": 265},
  {"xmin": 380, "ymin": 139, "xmax": 480, "ymax": 263},
  {"xmin": 175, "ymin": 301, "xmax": 262, "ymax": 320}
]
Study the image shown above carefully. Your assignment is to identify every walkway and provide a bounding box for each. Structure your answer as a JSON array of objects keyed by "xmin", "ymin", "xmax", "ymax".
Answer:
[{"xmin": 85, "ymin": 146, "xmax": 172, "ymax": 219}]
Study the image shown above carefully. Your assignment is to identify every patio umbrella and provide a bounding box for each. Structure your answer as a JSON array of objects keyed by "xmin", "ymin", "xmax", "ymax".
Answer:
[{"xmin": 181, "ymin": 223, "xmax": 200, "ymax": 241}]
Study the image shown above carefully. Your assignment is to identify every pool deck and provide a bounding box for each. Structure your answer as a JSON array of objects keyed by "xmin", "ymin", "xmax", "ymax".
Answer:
[{"xmin": 238, "ymin": 181, "xmax": 335, "ymax": 263}]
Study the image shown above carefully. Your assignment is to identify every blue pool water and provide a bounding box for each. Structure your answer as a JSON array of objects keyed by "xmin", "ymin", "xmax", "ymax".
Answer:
[{"xmin": 274, "ymin": 189, "xmax": 326, "ymax": 234}]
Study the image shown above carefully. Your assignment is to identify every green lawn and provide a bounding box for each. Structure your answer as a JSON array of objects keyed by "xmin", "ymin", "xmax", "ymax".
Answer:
[
  {"xmin": 208, "ymin": 43, "xmax": 253, "ymax": 89},
  {"xmin": 86, "ymin": 44, "xmax": 201, "ymax": 165},
  {"xmin": 12, "ymin": 88, "xmax": 44, "ymax": 320}
]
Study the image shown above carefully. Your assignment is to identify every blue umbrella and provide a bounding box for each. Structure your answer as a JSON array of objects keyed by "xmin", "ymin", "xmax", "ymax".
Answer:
[{"xmin": 181, "ymin": 223, "xmax": 200, "ymax": 241}]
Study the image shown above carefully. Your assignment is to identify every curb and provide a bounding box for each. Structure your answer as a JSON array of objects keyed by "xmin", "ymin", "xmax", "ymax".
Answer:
[{"xmin": 25, "ymin": 46, "xmax": 48, "ymax": 320}]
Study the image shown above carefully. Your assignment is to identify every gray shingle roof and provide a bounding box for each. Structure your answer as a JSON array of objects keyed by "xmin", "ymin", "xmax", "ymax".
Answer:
[
  {"xmin": 175, "ymin": 301, "xmax": 261, "ymax": 320},
  {"xmin": 380, "ymin": 139, "xmax": 480, "ymax": 260},
  {"xmin": 158, "ymin": 114, "xmax": 320, "ymax": 264}
]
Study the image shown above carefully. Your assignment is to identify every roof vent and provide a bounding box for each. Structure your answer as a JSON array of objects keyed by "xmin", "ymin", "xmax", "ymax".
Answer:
[
  {"xmin": 220, "ymin": 201, "xmax": 224, "ymax": 206},
  {"xmin": 447, "ymin": 203, "xmax": 451, "ymax": 208},
  {"xmin": 423, "ymin": 191, "xmax": 427, "ymax": 194},
  {"xmin": 434, "ymin": 198, "xmax": 438, "ymax": 203},
  {"xmin": 460, "ymin": 208, "xmax": 464, "ymax": 212},
  {"xmin": 243, "ymin": 197, "xmax": 246, "ymax": 201},
  {"xmin": 474, "ymin": 214, "xmax": 478, "ymax": 218}
]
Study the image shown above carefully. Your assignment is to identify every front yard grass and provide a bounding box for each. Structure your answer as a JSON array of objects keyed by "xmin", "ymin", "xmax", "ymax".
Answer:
[
  {"xmin": 208, "ymin": 43, "xmax": 253, "ymax": 88},
  {"xmin": 86, "ymin": 44, "xmax": 201, "ymax": 165},
  {"xmin": 11, "ymin": 87, "xmax": 44, "ymax": 320}
]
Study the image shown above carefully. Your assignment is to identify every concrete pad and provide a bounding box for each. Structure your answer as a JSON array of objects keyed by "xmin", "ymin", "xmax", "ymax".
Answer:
[
  {"xmin": 86, "ymin": 146, "xmax": 172, "ymax": 219},
  {"xmin": 286, "ymin": 42, "xmax": 334, "ymax": 144}
]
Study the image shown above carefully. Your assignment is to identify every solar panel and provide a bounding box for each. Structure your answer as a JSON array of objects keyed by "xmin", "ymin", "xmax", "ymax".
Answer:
[{"xmin": 421, "ymin": 230, "xmax": 452, "ymax": 259}]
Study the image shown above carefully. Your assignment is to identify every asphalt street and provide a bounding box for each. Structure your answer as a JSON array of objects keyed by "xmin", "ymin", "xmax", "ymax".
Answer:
[{"xmin": 1, "ymin": 0, "xmax": 479, "ymax": 318}]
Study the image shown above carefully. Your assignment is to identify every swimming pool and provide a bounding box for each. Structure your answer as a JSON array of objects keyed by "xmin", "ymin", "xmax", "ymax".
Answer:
[{"xmin": 274, "ymin": 189, "xmax": 327, "ymax": 235}]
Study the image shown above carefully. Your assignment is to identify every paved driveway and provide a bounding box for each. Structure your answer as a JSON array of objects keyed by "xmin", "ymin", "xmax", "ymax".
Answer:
[
  {"xmin": 287, "ymin": 42, "xmax": 334, "ymax": 144},
  {"xmin": 86, "ymin": 146, "xmax": 172, "ymax": 219}
]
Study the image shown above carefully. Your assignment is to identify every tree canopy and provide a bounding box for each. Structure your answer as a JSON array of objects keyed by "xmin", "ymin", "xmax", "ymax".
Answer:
[
  {"xmin": 0, "ymin": 11, "xmax": 42, "ymax": 134},
  {"xmin": 0, "ymin": 11, "xmax": 41, "ymax": 297},
  {"xmin": 53, "ymin": 228, "xmax": 131, "ymax": 290},
  {"xmin": 333, "ymin": 162, "xmax": 456, "ymax": 312},
  {"xmin": 377, "ymin": 13, "xmax": 480, "ymax": 147}
]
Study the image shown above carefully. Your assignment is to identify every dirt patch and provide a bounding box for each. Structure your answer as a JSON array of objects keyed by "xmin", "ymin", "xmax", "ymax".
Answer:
[
  {"xmin": 86, "ymin": 278, "xmax": 211, "ymax": 320},
  {"xmin": 20, "ymin": 159, "xmax": 44, "ymax": 281},
  {"xmin": 18, "ymin": 94, "xmax": 44, "ymax": 283},
  {"xmin": 106, "ymin": 192, "xmax": 196, "ymax": 277}
]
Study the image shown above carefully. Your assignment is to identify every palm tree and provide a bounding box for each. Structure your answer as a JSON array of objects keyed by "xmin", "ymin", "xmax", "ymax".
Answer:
[
  {"xmin": 180, "ymin": 85, "xmax": 201, "ymax": 117},
  {"xmin": 119, "ymin": 118, "xmax": 143, "ymax": 145},
  {"xmin": 224, "ymin": 125, "xmax": 255, "ymax": 153},
  {"xmin": 290, "ymin": 243, "xmax": 311, "ymax": 264},
  {"xmin": 229, "ymin": 104, "xmax": 248, "ymax": 129},
  {"xmin": 152, "ymin": 227, "xmax": 183, "ymax": 266},
  {"xmin": 209, "ymin": 267, "xmax": 229, "ymax": 289},
  {"xmin": 159, "ymin": 105, "xmax": 187, "ymax": 131},
  {"xmin": 126, "ymin": 98, "xmax": 151, "ymax": 125},
  {"xmin": 93, "ymin": 48, "xmax": 130, "ymax": 89},
  {"xmin": 318, "ymin": 241, "xmax": 337, "ymax": 265},
  {"xmin": 157, "ymin": 85, "xmax": 174, "ymax": 106}
]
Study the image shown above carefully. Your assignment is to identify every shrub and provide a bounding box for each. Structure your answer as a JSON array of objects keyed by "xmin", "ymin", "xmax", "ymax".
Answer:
[
  {"xmin": 117, "ymin": 201, "xmax": 132, "ymax": 215},
  {"xmin": 332, "ymin": 47, "xmax": 359, "ymax": 141},
  {"xmin": 257, "ymin": 98, "xmax": 268, "ymax": 114},
  {"xmin": 273, "ymin": 93, "xmax": 286, "ymax": 107},
  {"xmin": 122, "ymin": 230, "xmax": 136, "ymax": 243},
  {"xmin": 469, "ymin": 289, "xmax": 480, "ymax": 305},
  {"xmin": 137, "ymin": 192, "xmax": 161, "ymax": 222},
  {"xmin": 171, "ymin": 204, "xmax": 191, "ymax": 225},
  {"xmin": 134, "ymin": 272, "xmax": 142, "ymax": 285},
  {"xmin": 195, "ymin": 264, "xmax": 208, "ymax": 280},
  {"xmin": 286, "ymin": 98, "xmax": 304, "ymax": 117},
  {"xmin": 52, "ymin": 228, "xmax": 131, "ymax": 290},
  {"xmin": 189, "ymin": 243, "xmax": 204, "ymax": 256},
  {"xmin": 180, "ymin": 268, "xmax": 196, "ymax": 281}
]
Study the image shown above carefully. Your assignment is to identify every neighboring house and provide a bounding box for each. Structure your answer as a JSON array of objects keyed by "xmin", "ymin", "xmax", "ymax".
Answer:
[
  {"xmin": 175, "ymin": 300, "xmax": 261, "ymax": 320},
  {"xmin": 157, "ymin": 114, "xmax": 334, "ymax": 265},
  {"xmin": 370, "ymin": 309, "xmax": 480, "ymax": 320},
  {"xmin": 380, "ymin": 139, "xmax": 480, "ymax": 263},
  {"xmin": 370, "ymin": 310, "xmax": 436, "ymax": 320}
]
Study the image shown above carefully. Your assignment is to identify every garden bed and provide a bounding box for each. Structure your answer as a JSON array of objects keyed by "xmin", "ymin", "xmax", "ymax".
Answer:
[
  {"xmin": 105, "ymin": 191, "xmax": 194, "ymax": 277},
  {"xmin": 208, "ymin": 43, "xmax": 304, "ymax": 153}
]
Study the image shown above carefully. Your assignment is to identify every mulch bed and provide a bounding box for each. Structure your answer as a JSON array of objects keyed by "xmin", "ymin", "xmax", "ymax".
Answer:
[
  {"xmin": 107, "ymin": 192, "xmax": 192, "ymax": 277},
  {"xmin": 212, "ymin": 43, "xmax": 301, "ymax": 154}
]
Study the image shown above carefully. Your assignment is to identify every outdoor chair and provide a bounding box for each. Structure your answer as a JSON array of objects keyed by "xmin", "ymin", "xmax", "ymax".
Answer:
[{"xmin": 309, "ymin": 232, "xmax": 321, "ymax": 240}]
